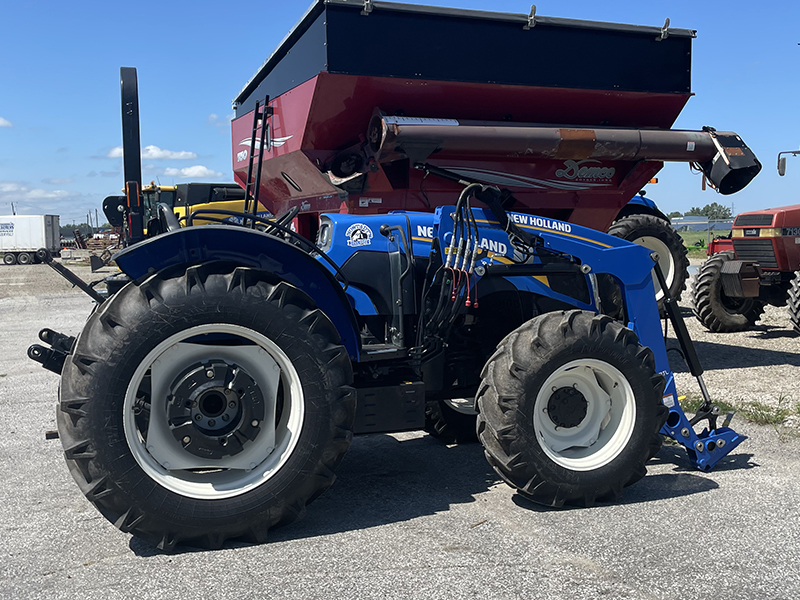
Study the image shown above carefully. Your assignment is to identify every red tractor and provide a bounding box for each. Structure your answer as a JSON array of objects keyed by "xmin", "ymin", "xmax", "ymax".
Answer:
[{"xmin": 692, "ymin": 150, "xmax": 800, "ymax": 334}]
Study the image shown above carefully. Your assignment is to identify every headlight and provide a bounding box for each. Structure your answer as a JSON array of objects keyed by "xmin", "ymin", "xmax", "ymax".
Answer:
[{"xmin": 759, "ymin": 228, "xmax": 782, "ymax": 237}]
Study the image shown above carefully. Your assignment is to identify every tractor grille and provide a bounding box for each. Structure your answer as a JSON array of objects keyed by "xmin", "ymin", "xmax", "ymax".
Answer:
[
  {"xmin": 734, "ymin": 213, "xmax": 774, "ymax": 226},
  {"xmin": 733, "ymin": 239, "xmax": 778, "ymax": 268}
]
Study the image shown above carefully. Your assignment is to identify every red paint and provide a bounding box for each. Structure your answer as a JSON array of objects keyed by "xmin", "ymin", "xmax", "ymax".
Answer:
[{"xmin": 231, "ymin": 72, "xmax": 693, "ymax": 232}]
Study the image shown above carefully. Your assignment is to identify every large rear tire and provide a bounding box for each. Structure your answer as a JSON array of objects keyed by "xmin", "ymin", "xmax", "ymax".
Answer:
[
  {"xmin": 691, "ymin": 251, "xmax": 765, "ymax": 332},
  {"xmin": 57, "ymin": 263, "xmax": 355, "ymax": 551},
  {"xmin": 788, "ymin": 269, "xmax": 800, "ymax": 335},
  {"xmin": 476, "ymin": 310, "xmax": 667, "ymax": 507},
  {"xmin": 607, "ymin": 214, "xmax": 689, "ymax": 312}
]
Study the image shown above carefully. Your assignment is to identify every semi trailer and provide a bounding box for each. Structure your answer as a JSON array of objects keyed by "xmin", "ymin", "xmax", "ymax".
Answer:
[{"xmin": 0, "ymin": 214, "xmax": 60, "ymax": 265}]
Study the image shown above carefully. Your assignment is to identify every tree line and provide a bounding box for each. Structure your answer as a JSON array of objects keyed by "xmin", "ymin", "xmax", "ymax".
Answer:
[
  {"xmin": 60, "ymin": 222, "xmax": 112, "ymax": 238},
  {"xmin": 667, "ymin": 202, "xmax": 733, "ymax": 221}
]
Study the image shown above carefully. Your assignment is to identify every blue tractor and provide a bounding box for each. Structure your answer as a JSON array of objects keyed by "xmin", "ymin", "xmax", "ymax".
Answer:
[{"xmin": 29, "ymin": 4, "xmax": 762, "ymax": 551}]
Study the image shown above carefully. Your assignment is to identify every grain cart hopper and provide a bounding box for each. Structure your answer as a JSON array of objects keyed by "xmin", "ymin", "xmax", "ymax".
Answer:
[{"xmin": 29, "ymin": 1, "xmax": 760, "ymax": 551}]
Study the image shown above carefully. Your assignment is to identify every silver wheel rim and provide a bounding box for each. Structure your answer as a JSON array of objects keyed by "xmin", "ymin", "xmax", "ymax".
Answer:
[
  {"xmin": 123, "ymin": 323, "xmax": 304, "ymax": 500},
  {"xmin": 632, "ymin": 235, "xmax": 673, "ymax": 301},
  {"xmin": 533, "ymin": 358, "xmax": 636, "ymax": 471}
]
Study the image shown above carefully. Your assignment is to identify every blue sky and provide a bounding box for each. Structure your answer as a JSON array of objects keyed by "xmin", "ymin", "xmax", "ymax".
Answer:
[{"xmin": 1, "ymin": 0, "xmax": 798, "ymax": 224}]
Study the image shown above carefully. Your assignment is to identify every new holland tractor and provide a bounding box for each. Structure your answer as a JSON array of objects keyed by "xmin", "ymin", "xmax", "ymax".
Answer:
[{"xmin": 29, "ymin": 1, "xmax": 760, "ymax": 551}]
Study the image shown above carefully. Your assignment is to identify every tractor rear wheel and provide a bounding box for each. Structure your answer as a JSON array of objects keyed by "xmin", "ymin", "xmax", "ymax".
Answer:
[
  {"xmin": 57, "ymin": 263, "xmax": 355, "ymax": 551},
  {"xmin": 788, "ymin": 270, "xmax": 800, "ymax": 335},
  {"xmin": 692, "ymin": 251, "xmax": 765, "ymax": 332},
  {"xmin": 607, "ymin": 214, "xmax": 689, "ymax": 312},
  {"xmin": 476, "ymin": 310, "xmax": 667, "ymax": 507}
]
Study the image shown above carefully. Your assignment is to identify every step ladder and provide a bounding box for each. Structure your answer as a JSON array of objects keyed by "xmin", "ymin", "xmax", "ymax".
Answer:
[{"xmin": 242, "ymin": 96, "xmax": 272, "ymax": 229}]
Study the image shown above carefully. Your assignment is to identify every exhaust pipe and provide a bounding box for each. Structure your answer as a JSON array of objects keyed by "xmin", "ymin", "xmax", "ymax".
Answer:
[
  {"xmin": 368, "ymin": 113, "xmax": 761, "ymax": 195},
  {"xmin": 119, "ymin": 67, "xmax": 144, "ymax": 242}
]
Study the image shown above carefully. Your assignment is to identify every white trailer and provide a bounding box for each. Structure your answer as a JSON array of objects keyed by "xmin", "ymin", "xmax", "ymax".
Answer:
[{"xmin": 0, "ymin": 215, "xmax": 61, "ymax": 265}]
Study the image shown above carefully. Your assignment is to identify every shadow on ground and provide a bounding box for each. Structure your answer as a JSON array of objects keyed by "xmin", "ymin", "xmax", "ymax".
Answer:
[
  {"xmin": 129, "ymin": 429, "xmax": 752, "ymax": 555},
  {"xmin": 667, "ymin": 337, "xmax": 800, "ymax": 372}
]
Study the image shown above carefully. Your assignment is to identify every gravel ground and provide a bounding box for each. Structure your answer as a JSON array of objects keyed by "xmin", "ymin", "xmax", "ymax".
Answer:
[
  {"xmin": 1, "ymin": 260, "xmax": 798, "ymax": 600},
  {"xmin": 675, "ymin": 259, "xmax": 800, "ymax": 413}
]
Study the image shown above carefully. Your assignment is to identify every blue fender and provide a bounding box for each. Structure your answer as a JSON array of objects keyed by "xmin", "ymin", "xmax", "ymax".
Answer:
[{"xmin": 112, "ymin": 226, "xmax": 361, "ymax": 360}]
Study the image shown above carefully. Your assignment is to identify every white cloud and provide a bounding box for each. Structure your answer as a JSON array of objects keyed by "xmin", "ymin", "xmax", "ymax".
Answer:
[
  {"xmin": 0, "ymin": 181, "xmax": 73, "ymax": 200},
  {"xmin": 208, "ymin": 113, "xmax": 235, "ymax": 129},
  {"xmin": 164, "ymin": 165, "xmax": 223, "ymax": 179},
  {"xmin": 107, "ymin": 145, "xmax": 197, "ymax": 160},
  {"xmin": 0, "ymin": 117, "xmax": 12, "ymax": 128}
]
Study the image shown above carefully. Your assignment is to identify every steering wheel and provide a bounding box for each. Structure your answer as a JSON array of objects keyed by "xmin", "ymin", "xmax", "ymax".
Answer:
[{"xmin": 156, "ymin": 203, "xmax": 181, "ymax": 232}]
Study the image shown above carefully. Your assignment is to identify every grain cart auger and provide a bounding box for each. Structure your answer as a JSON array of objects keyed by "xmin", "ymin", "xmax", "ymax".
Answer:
[{"xmin": 29, "ymin": 1, "xmax": 760, "ymax": 551}]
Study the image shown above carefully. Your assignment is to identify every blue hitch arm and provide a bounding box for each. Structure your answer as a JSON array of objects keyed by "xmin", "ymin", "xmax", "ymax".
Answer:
[{"xmin": 651, "ymin": 258, "xmax": 747, "ymax": 470}]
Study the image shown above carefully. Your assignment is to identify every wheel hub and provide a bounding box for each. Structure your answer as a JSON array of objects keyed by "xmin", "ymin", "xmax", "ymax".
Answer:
[
  {"xmin": 167, "ymin": 360, "xmax": 265, "ymax": 459},
  {"xmin": 547, "ymin": 386, "xmax": 588, "ymax": 428}
]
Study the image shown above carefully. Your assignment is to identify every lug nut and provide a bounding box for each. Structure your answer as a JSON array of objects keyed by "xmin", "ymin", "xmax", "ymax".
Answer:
[
  {"xmin": 208, "ymin": 419, "xmax": 216, "ymax": 427},
  {"xmin": 229, "ymin": 401, "xmax": 236, "ymax": 408},
  {"xmin": 182, "ymin": 436, "xmax": 191, "ymax": 444},
  {"xmin": 195, "ymin": 414, "xmax": 202, "ymax": 421},
  {"xmin": 251, "ymin": 420, "xmax": 259, "ymax": 427},
  {"xmin": 222, "ymin": 414, "xmax": 230, "ymax": 422},
  {"xmin": 206, "ymin": 369, "xmax": 215, "ymax": 379}
]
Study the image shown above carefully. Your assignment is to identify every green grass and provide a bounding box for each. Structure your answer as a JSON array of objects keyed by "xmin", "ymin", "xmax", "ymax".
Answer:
[
  {"xmin": 678, "ymin": 393, "xmax": 800, "ymax": 439},
  {"xmin": 678, "ymin": 230, "xmax": 731, "ymax": 247},
  {"xmin": 677, "ymin": 230, "xmax": 731, "ymax": 259}
]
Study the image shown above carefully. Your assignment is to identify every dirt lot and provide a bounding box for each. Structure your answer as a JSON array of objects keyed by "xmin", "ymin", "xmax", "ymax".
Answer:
[{"xmin": 1, "ymin": 260, "xmax": 799, "ymax": 600}]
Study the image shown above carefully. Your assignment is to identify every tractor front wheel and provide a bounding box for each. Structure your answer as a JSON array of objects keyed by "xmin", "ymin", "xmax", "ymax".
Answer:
[
  {"xmin": 477, "ymin": 310, "xmax": 667, "ymax": 507},
  {"xmin": 692, "ymin": 251, "xmax": 765, "ymax": 332},
  {"xmin": 56, "ymin": 263, "xmax": 355, "ymax": 551},
  {"xmin": 425, "ymin": 398, "xmax": 478, "ymax": 444}
]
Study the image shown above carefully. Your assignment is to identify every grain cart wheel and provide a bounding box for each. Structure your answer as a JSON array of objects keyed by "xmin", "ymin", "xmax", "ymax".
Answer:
[
  {"xmin": 425, "ymin": 398, "xmax": 479, "ymax": 444},
  {"xmin": 17, "ymin": 252, "xmax": 33, "ymax": 265},
  {"xmin": 56, "ymin": 263, "xmax": 355, "ymax": 551},
  {"xmin": 3, "ymin": 253, "xmax": 16, "ymax": 265},
  {"xmin": 607, "ymin": 214, "xmax": 689, "ymax": 312},
  {"xmin": 476, "ymin": 311, "xmax": 667, "ymax": 507},
  {"xmin": 692, "ymin": 251, "xmax": 765, "ymax": 332},
  {"xmin": 788, "ymin": 269, "xmax": 800, "ymax": 335}
]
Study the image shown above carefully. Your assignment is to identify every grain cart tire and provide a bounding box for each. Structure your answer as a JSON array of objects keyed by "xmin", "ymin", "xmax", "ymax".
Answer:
[
  {"xmin": 56, "ymin": 263, "xmax": 355, "ymax": 551},
  {"xmin": 425, "ymin": 399, "xmax": 479, "ymax": 444},
  {"xmin": 3, "ymin": 253, "xmax": 16, "ymax": 265},
  {"xmin": 788, "ymin": 270, "xmax": 800, "ymax": 335},
  {"xmin": 607, "ymin": 214, "xmax": 689, "ymax": 312},
  {"xmin": 692, "ymin": 251, "xmax": 765, "ymax": 332},
  {"xmin": 476, "ymin": 310, "xmax": 667, "ymax": 507},
  {"xmin": 17, "ymin": 252, "xmax": 33, "ymax": 265}
]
